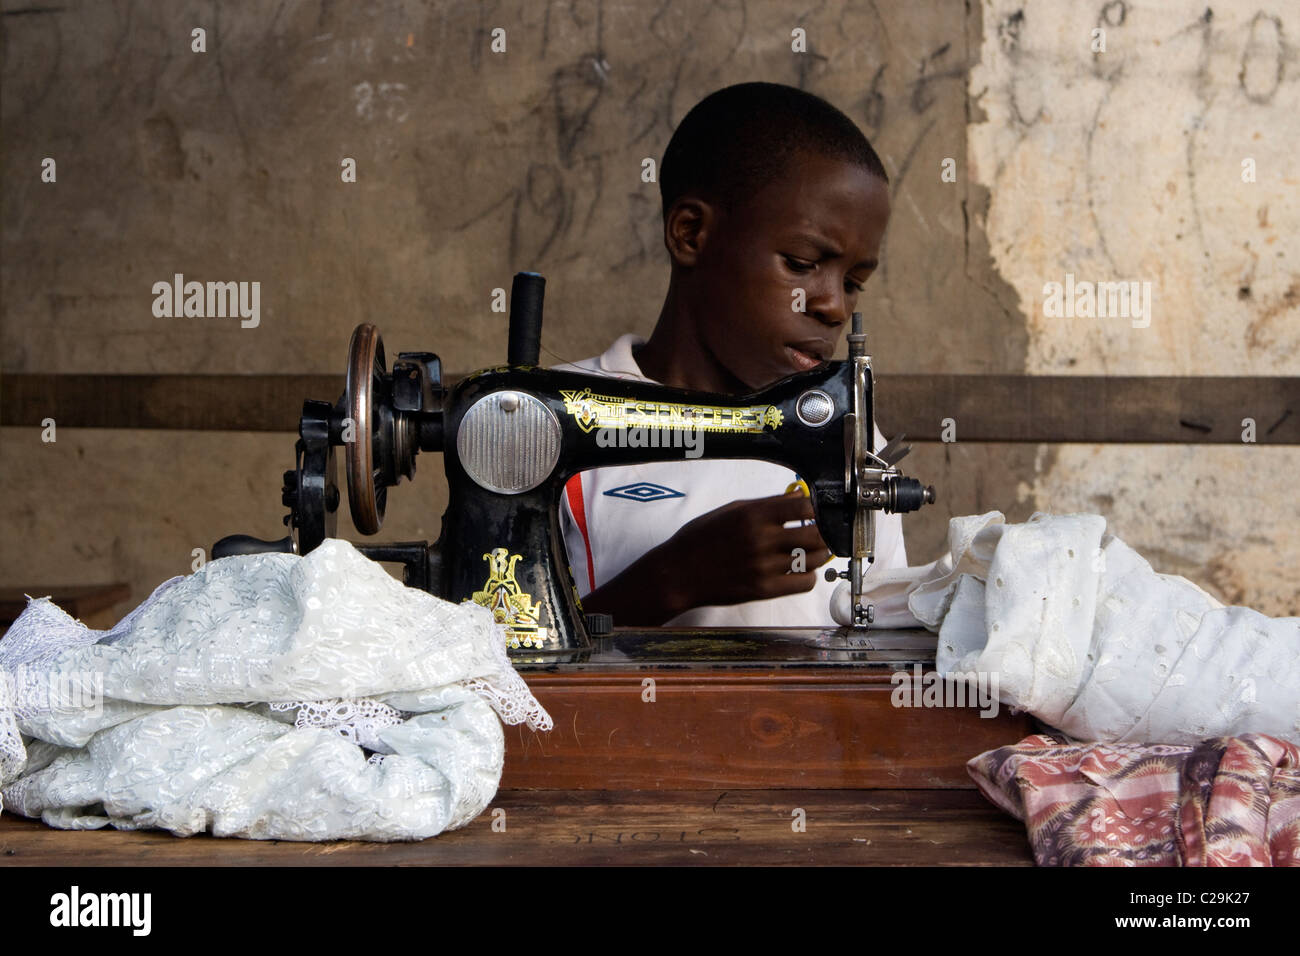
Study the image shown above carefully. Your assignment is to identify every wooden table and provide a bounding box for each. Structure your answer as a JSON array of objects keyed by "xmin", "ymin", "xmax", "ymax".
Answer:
[
  {"xmin": 0, "ymin": 627, "xmax": 1035, "ymax": 865},
  {"xmin": 0, "ymin": 789, "xmax": 1031, "ymax": 865}
]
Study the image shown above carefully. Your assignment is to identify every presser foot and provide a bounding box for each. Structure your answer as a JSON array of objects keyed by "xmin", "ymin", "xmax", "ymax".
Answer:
[{"xmin": 852, "ymin": 602, "xmax": 876, "ymax": 628}]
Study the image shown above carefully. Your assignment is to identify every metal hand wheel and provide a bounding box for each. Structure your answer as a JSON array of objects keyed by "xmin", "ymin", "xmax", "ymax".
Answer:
[{"xmin": 345, "ymin": 322, "xmax": 387, "ymax": 534}]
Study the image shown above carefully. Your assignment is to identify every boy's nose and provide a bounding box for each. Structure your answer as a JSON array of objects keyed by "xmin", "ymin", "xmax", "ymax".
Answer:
[{"xmin": 808, "ymin": 287, "xmax": 851, "ymax": 327}]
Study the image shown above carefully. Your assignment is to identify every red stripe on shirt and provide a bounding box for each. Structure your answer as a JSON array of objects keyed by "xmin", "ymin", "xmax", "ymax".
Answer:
[{"xmin": 565, "ymin": 473, "xmax": 597, "ymax": 593}]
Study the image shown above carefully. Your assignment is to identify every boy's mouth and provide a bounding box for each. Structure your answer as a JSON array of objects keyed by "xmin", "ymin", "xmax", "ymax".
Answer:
[{"xmin": 785, "ymin": 342, "xmax": 829, "ymax": 372}]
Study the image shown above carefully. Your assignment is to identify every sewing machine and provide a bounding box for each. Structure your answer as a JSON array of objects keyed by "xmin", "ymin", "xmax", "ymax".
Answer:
[
  {"xmin": 207, "ymin": 271, "xmax": 1035, "ymax": 790},
  {"xmin": 214, "ymin": 271, "xmax": 934, "ymax": 656}
]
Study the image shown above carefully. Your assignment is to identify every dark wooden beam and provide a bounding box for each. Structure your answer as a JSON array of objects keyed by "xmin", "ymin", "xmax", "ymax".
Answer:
[
  {"xmin": 3, "ymin": 373, "xmax": 1297, "ymax": 443},
  {"xmin": 0, "ymin": 583, "xmax": 130, "ymax": 627},
  {"xmin": 878, "ymin": 374, "xmax": 1299, "ymax": 444},
  {"xmin": 2, "ymin": 374, "xmax": 344, "ymax": 432}
]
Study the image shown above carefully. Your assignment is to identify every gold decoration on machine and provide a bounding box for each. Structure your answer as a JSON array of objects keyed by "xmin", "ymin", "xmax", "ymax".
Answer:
[
  {"xmin": 471, "ymin": 548, "xmax": 549, "ymax": 649},
  {"xmin": 560, "ymin": 388, "xmax": 783, "ymax": 434},
  {"xmin": 460, "ymin": 366, "xmax": 513, "ymax": 383}
]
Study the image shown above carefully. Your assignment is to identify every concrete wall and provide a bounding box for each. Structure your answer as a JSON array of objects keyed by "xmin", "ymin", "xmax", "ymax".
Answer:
[
  {"xmin": 2, "ymin": 0, "xmax": 1295, "ymax": 620},
  {"xmin": 968, "ymin": 1, "xmax": 1299, "ymax": 614}
]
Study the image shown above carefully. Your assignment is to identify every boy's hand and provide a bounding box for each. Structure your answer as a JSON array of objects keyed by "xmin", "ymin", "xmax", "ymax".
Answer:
[
  {"xmin": 664, "ymin": 490, "xmax": 833, "ymax": 607},
  {"xmin": 580, "ymin": 490, "xmax": 833, "ymax": 626}
]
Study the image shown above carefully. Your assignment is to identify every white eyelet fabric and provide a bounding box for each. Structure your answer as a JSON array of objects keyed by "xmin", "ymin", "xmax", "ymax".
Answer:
[
  {"xmin": 832, "ymin": 511, "xmax": 1300, "ymax": 746},
  {"xmin": 0, "ymin": 539, "xmax": 551, "ymax": 841}
]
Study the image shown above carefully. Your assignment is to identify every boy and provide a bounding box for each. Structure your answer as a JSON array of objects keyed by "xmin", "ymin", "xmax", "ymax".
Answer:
[{"xmin": 555, "ymin": 82, "xmax": 906, "ymax": 627}]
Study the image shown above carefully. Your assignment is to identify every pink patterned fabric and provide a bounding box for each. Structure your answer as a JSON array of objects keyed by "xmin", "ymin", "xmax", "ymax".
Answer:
[{"xmin": 968, "ymin": 733, "xmax": 1300, "ymax": 866}]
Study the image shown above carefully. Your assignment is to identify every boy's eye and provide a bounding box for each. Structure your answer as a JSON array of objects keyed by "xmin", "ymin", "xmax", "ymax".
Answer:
[{"xmin": 786, "ymin": 255, "xmax": 867, "ymax": 293}]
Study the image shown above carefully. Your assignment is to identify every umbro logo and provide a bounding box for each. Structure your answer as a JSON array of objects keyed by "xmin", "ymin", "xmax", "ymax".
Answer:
[{"xmin": 603, "ymin": 482, "xmax": 684, "ymax": 502}]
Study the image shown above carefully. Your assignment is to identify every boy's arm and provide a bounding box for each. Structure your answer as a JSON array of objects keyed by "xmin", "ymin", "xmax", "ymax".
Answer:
[
  {"xmin": 560, "ymin": 474, "xmax": 689, "ymax": 624},
  {"xmin": 580, "ymin": 491, "xmax": 830, "ymax": 627},
  {"xmin": 578, "ymin": 542, "xmax": 694, "ymax": 626}
]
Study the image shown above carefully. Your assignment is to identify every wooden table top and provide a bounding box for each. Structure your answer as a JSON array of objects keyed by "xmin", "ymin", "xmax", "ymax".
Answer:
[{"xmin": 0, "ymin": 788, "xmax": 1031, "ymax": 866}]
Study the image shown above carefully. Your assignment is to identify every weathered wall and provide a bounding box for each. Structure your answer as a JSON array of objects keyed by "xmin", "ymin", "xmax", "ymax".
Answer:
[
  {"xmin": 969, "ymin": 1, "xmax": 1299, "ymax": 614},
  {"xmin": 1, "ymin": 0, "xmax": 1294, "ymax": 620}
]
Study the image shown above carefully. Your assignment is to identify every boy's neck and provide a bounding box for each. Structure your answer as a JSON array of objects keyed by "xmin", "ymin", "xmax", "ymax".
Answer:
[{"xmin": 634, "ymin": 286, "xmax": 751, "ymax": 394}]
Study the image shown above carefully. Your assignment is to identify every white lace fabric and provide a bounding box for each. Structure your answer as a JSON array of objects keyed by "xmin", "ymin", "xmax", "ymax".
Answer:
[
  {"xmin": 0, "ymin": 539, "xmax": 551, "ymax": 841},
  {"xmin": 832, "ymin": 511, "xmax": 1300, "ymax": 745}
]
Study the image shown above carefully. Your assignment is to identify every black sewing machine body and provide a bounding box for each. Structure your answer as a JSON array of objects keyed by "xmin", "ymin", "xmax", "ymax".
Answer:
[
  {"xmin": 215, "ymin": 272, "xmax": 934, "ymax": 656},
  {"xmin": 441, "ymin": 362, "xmax": 862, "ymax": 651}
]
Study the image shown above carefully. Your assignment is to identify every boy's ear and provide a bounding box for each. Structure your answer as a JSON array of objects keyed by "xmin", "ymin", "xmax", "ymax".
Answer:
[{"xmin": 663, "ymin": 197, "xmax": 714, "ymax": 267}]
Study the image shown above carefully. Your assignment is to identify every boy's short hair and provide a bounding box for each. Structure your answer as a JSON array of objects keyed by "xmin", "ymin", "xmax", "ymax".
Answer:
[{"xmin": 659, "ymin": 81, "xmax": 889, "ymax": 222}]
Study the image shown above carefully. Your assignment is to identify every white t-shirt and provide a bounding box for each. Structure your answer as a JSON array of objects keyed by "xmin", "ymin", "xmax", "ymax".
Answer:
[{"xmin": 553, "ymin": 334, "xmax": 908, "ymax": 626}]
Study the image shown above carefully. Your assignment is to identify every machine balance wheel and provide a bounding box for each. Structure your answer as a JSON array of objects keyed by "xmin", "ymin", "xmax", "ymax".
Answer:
[{"xmin": 345, "ymin": 322, "xmax": 388, "ymax": 534}]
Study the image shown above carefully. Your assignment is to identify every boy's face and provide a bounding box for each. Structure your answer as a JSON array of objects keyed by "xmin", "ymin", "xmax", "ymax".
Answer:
[{"xmin": 674, "ymin": 151, "xmax": 891, "ymax": 391}]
